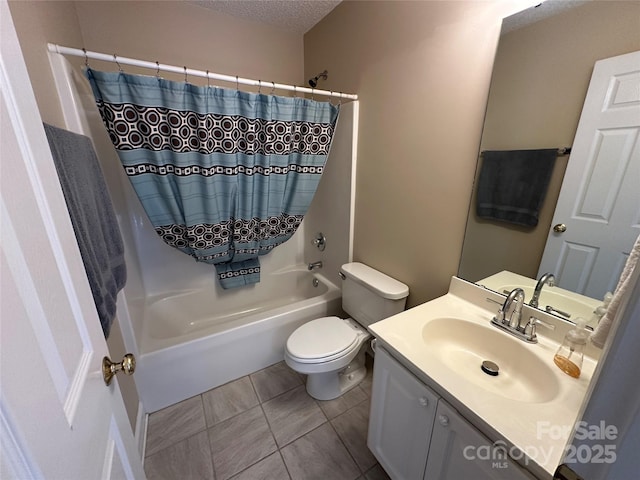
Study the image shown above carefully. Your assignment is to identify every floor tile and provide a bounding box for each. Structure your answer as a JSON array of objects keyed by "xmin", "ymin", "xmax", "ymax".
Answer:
[
  {"xmin": 202, "ymin": 376, "xmax": 259, "ymax": 426},
  {"xmin": 332, "ymin": 399, "xmax": 377, "ymax": 472},
  {"xmin": 229, "ymin": 452, "xmax": 291, "ymax": 480},
  {"xmin": 281, "ymin": 423, "xmax": 360, "ymax": 480},
  {"xmin": 143, "ymin": 358, "xmax": 381, "ymax": 479},
  {"xmin": 250, "ymin": 361, "xmax": 302, "ymax": 402},
  {"xmin": 144, "ymin": 431, "xmax": 214, "ymax": 480},
  {"xmin": 317, "ymin": 385, "xmax": 368, "ymax": 419},
  {"xmin": 365, "ymin": 463, "xmax": 391, "ymax": 480},
  {"xmin": 208, "ymin": 405, "xmax": 277, "ymax": 480},
  {"xmin": 146, "ymin": 396, "xmax": 206, "ymax": 457},
  {"xmin": 262, "ymin": 385, "xmax": 327, "ymax": 447}
]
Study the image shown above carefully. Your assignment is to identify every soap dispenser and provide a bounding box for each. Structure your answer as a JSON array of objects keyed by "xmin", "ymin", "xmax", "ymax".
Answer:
[{"xmin": 554, "ymin": 317, "xmax": 589, "ymax": 378}]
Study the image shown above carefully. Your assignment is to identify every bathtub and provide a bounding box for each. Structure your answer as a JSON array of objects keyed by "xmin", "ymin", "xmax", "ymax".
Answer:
[{"xmin": 134, "ymin": 266, "xmax": 342, "ymax": 412}]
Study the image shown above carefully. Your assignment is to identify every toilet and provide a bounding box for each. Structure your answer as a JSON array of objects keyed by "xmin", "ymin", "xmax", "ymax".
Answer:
[{"xmin": 285, "ymin": 262, "xmax": 409, "ymax": 400}]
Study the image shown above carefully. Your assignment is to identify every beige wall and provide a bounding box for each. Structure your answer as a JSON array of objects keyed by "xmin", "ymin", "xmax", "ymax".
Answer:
[
  {"xmin": 459, "ymin": 1, "xmax": 640, "ymax": 283},
  {"xmin": 304, "ymin": 0, "xmax": 523, "ymax": 307},
  {"xmin": 8, "ymin": 1, "xmax": 84, "ymax": 126},
  {"xmin": 74, "ymin": 1, "xmax": 303, "ymax": 89}
]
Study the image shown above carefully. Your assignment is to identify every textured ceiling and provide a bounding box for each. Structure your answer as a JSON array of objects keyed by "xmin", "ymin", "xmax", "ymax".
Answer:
[
  {"xmin": 502, "ymin": 0, "xmax": 590, "ymax": 34},
  {"xmin": 192, "ymin": 0, "xmax": 342, "ymax": 34},
  {"xmin": 193, "ymin": 0, "xmax": 588, "ymax": 36}
]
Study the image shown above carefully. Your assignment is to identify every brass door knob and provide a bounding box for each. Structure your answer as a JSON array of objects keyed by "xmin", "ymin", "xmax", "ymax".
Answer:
[
  {"xmin": 102, "ymin": 353, "xmax": 135, "ymax": 386},
  {"xmin": 553, "ymin": 223, "xmax": 567, "ymax": 233}
]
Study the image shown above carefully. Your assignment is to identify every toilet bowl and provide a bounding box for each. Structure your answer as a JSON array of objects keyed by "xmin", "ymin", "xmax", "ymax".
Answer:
[
  {"xmin": 284, "ymin": 263, "xmax": 409, "ymax": 401},
  {"xmin": 284, "ymin": 317, "xmax": 370, "ymax": 400}
]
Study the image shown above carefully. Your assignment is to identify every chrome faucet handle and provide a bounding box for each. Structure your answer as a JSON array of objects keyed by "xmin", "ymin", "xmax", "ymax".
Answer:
[
  {"xmin": 486, "ymin": 297, "xmax": 506, "ymax": 324},
  {"xmin": 524, "ymin": 316, "xmax": 556, "ymax": 342},
  {"xmin": 545, "ymin": 305, "xmax": 571, "ymax": 319}
]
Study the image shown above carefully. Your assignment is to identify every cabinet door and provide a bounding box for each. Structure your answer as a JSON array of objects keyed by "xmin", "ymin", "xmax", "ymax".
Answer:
[
  {"xmin": 368, "ymin": 347, "xmax": 439, "ymax": 480},
  {"xmin": 425, "ymin": 401, "xmax": 535, "ymax": 480}
]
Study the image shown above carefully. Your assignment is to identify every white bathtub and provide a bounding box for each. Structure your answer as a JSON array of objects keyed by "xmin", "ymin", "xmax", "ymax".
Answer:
[{"xmin": 134, "ymin": 266, "xmax": 342, "ymax": 412}]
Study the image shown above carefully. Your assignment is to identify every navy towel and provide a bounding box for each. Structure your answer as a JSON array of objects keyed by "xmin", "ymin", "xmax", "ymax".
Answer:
[
  {"xmin": 476, "ymin": 149, "xmax": 557, "ymax": 227},
  {"xmin": 43, "ymin": 123, "xmax": 126, "ymax": 338}
]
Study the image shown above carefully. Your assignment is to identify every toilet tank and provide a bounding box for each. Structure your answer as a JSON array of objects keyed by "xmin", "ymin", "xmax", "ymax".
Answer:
[{"xmin": 340, "ymin": 262, "xmax": 409, "ymax": 328}]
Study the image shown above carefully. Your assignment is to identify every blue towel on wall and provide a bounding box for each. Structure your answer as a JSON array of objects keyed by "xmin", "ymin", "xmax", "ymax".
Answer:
[
  {"xmin": 44, "ymin": 123, "xmax": 126, "ymax": 338},
  {"xmin": 476, "ymin": 149, "xmax": 557, "ymax": 227}
]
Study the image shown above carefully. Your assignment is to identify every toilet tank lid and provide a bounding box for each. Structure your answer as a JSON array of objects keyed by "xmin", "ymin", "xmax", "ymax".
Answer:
[{"xmin": 340, "ymin": 262, "xmax": 409, "ymax": 300}]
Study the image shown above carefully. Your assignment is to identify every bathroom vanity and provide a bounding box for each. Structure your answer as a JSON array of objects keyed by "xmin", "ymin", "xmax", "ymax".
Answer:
[
  {"xmin": 367, "ymin": 277, "xmax": 600, "ymax": 480},
  {"xmin": 369, "ymin": 347, "xmax": 534, "ymax": 479}
]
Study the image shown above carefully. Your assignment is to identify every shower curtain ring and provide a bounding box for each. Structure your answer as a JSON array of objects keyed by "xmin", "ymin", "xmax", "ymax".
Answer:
[
  {"xmin": 236, "ymin": 75, "xmax": 239, "ymax": 90},
  {"xmin": 155, "ymin": 61, "xmax": 160, "ymax": 78},
  {"xmin": 270, "ymin": 81, "xmax": 275, "ymax": 95},
  {"xmin": 258, "ymin": 80, "xmax": 262, "ymax": 94},
  {"xmin": 184, "ymin": 66, "xmax": 188, "ymax": 83},
  {"xmin": 293, "ymin": 85, "xmax": 297, "ymax": 98},
  {"xmin": 113, "ymin": 54, "xmax": 123, "ymax": 72},
  {"xmin": 82, "ymin": 48, "xmax": 89, "ymax": 67},
  {"xmin": 206, "ymin": 70, "xmax": 210, "ymax": 88}
]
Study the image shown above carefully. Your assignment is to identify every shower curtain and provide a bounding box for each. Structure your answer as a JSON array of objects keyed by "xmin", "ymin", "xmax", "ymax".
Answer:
[{"xmin": 85, "ymin": 68, "xmax": 339, "ymax": 288}]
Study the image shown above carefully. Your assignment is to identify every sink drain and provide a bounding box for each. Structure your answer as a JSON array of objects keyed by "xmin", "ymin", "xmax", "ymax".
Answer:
[{"xmin": 481, "ymin": 360, "xmax": 499, "ymax": 376}]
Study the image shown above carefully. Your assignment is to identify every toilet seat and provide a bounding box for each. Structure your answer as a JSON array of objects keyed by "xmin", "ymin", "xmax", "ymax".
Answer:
[{"xmin": 286, "ymin": 316, "xmax": 361, "ymax": 364}]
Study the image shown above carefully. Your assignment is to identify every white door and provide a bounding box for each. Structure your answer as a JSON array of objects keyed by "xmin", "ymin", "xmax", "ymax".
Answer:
[
  {"xmin": 538, "ymin": 50, "xmax": 640, "ymax": 300},
  {"xmin": 0, "ymin": 3, "xmax": 145, "ymax": 479}
]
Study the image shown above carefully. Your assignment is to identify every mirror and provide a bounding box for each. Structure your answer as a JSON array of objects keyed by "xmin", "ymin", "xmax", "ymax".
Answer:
[{"xmin": 458, "ymin": 0, "xmax": 640, "ymax": 326}]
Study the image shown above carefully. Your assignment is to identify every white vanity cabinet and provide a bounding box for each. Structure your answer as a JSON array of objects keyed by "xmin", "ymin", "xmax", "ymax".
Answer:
[
  {"xmin": 368, "ymin": 347, "xmax": 536, "ymax": 480},
  {"xmin": 425, "ymin": 400, "xmax": 535, "ymax": 479},
  {"xmin": 368, "ymin": 345, "xmax": 439, "ymax": 480}
]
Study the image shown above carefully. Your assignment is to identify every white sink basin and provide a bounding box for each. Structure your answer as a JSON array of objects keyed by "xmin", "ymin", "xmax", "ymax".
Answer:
[{"xmin": 422, "ymin": 318, "xmax": 560, "ymax": 403}]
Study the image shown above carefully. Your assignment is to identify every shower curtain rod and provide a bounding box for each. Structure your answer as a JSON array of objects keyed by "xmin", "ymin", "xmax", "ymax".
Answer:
[{"xmin": 47, "ymin": 43, "xmax": 358, "ymax": 101}]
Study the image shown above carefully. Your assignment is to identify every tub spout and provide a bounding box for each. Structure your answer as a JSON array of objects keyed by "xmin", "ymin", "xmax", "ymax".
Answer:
[{"xmin": 308, "ymin": 261, "xmax": 323, "ymax": 270}]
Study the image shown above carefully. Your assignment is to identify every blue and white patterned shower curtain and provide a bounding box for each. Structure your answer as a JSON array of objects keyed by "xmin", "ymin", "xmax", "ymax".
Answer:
[{"xmin": 85, "ymin": 68, "xmax": 339, "ymax": 288}]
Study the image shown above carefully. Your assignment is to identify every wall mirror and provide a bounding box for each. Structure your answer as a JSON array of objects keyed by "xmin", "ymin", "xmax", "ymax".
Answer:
[{"xmin": 457, "ymin": 0, "xmax": 640, "ymax": 328}]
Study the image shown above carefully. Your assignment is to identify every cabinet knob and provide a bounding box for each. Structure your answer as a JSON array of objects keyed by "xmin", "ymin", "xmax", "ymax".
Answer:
[
  {"xmin": 418, "ymin": 397, "xmax": 428, "ymax": 407},
  {"xmin": 438, "ymin": 415, "xmax": 449, "ymax": 427}
]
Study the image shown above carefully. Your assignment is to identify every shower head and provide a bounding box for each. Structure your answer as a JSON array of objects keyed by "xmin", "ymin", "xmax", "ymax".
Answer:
[{"xmin": 308, "ymin": 70, "xmax": 328, "ymax": 88}]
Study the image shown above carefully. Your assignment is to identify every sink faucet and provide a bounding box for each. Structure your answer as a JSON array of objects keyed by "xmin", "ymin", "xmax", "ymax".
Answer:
[
  {"xmin": 530, "ymin": 273, "xmax": 555, "ymax": 308},
  {"xmin": 500, "ymin": 288, "xmax": 525, "ymax": 329},
  {"xmin": 489, "ymin": 287, "xmax": 554, "ymax": 343},
  {"xmin": 308, "ymin": 261, "xmax": 323, "ymax": 271}
]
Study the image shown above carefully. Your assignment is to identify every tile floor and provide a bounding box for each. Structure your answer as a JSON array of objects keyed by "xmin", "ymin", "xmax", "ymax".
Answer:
[{"xmin": 144, "ymin": 356, "xmax": 390, "ymax": 480}]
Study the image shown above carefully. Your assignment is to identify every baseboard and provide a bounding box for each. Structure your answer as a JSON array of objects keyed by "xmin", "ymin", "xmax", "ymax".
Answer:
[{"xmin": 134, "ymin": 401, "xmax": 148, "ymax": 462}]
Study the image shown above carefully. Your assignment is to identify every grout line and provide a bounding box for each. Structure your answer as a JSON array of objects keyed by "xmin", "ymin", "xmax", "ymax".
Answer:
[
  {"xmin": 326, "ymin": 419, "xmax": 365, "ymax": 475},
  {"xmin": 196, "ymin": 392, "xmax": 218, "ymax": 480},
  {"xmin": 277, "ymin": 450, "xmax": 294, "ymax": 480}
]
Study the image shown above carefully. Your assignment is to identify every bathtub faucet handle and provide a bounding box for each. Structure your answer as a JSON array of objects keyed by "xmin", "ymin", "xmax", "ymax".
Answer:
[
  {"xmin": 308, "ymin": 261, "xmax": 323, "ymax": 271},
  {"xmin": 311, "ymin": 233, "xmax": 326, "ymax": 251}
]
